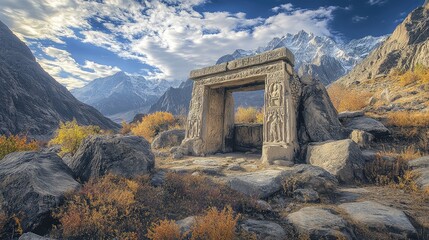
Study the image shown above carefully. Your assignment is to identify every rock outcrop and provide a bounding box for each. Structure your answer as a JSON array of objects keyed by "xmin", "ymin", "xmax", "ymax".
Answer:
[
  {"xmin": 151, "ymin": 129, "xmax": 186, "ymax": 149},
  {"xmin": 66, "ymin": 135, "xmax": 155, "ymax": 182},
  {"xmin": 227, "ymin": 170, "xmax": 289, "ymax": 199},
  {"xmin": 339, "ymin": 201, "xmax": 417, "ymax": 239},
  {"xmin": 0, "ymin": 152, "xmax": 80, "ymax": 234},
  {"xmin": 241, "ymin": 219, "xmax": 286, "ymax": 240},
  {"xmin": 306, "ymin": 139, "xmax": 365, "ymax": 183},
  {"xmin": 283, "ymin": 164, "xmax": 338, "ymax": 196},
  {"xmin": 297, "ymin": 76, "xmax": 345, "ymax": 144},
  {"xmin": 0, "ymin": 20, "xmax": 119, "ymax": 137},
  {"xmin": 342, "ymin": 117, "xmax": 390, "ymax": 138},
  {"xmin": 337, "ymin": 5, "xmax": 429, "ymax": 85},
  {"xmin": 408, "ymin": 156, "xmax": 429, "ymax": 191},
  {"xmin": 287, "ymin": 207, "xmax": 355, "ymax": 239}
]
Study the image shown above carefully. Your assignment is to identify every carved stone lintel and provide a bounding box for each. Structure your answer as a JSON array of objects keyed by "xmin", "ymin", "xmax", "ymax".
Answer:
[{"xmin": 189, "ymin": 47, "xmax": 294, "ymax": 79}]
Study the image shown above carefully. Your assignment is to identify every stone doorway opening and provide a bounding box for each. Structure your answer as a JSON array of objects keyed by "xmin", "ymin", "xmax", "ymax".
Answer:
[
  {"xmin": 232, "ymin": 90, "xmax": 264, "ymax": 153},
  {"xmin": 181, "ymin": 48, "xmax": 299, "ymax": 164},
  {"xmin": 209, "ymin": 77, "xmax": 265, "ymax": 154}
]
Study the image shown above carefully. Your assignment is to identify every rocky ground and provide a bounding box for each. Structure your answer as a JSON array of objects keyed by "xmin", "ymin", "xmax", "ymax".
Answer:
[{"xmin": 1, "ymin": 111, "xmax": 428, "ymax": 240}]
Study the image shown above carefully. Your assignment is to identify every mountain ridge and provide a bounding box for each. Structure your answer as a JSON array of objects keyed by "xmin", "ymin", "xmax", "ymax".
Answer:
[
  {"xmin": 72, "ymin": 71, "xmax": 178, "ymax": 122},
  {"xmin": 337, "ymin": 5, "xmax": 429, "ymax": 86},
  {"xmin": 217, "ymin": 30, "xmax": 387, "ymax": 85},
  {"xmin": 0, "ymin": 20, "xmax": 119, "ymax": 137}
]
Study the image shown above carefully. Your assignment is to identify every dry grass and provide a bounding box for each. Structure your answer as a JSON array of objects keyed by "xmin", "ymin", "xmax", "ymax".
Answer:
[
  {"xmin": 397, "ymin": 65, "xmax": 429, "ymax": 86},
  {"xmin": 327, "ymin": 84, "xmax": 372, "ymax": 112},
  {"xmin": 131, "ymin": 112, "xmax": 176, "ymax": 142},
  {"xmin": 53, "ymin": 173, "xmax": 252, "ymax": 239},
  {"xmin": 0, "ymin": 135, "xmax": 39, "ymax": 160},
  {"xmin": 364, "ymin": 151, "xmax": 421, "ymax": 193},
  {"xmin": 235, "ymin": 107, "xmax": 263, "ymax": 124},
  {"xmin": 386, "ymin": 111, "xmax": 429, "ymax": 127},
  {"xmin": 146, "ymin": 206, "xmax": 240, "ymax": 240},
  {"xmin": 191, "ymin": 206, "xmax": 240, "ymax": 240},
  {"xmin": 147, "ymin": 220, "xmax": 181, "ymax": 240}
]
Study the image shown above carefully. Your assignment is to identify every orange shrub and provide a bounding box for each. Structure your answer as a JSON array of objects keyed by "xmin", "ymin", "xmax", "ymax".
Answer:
[
  {"xmin": 235, "ymin": 107, "xmax": 263, "ymax": 124},
  {"xmin": 327, "ymin": 84, "xmax": 372, "ymax": 112},
  {"xmin": 386, "ymin": 111, "xmax": 429, "ymax": 127},
  {"xmin": 191, "ymin": 206, "xmax": 240, "ymax": 240},
  {"xmin": 131, "ymin": 112, "xmax": 175, "ymax": 142},
  {"xmin": 54, "ymin": 175, "xmax": 141, "ymax": 239},
  {"xmin": 0, "ymin": 135, "xmax": 39, "ymax": 160},
  {"xmin": 53, "ymin": 173, "xmax": 251, "ymax": 239},
  {"xmin": 147, "ymin": 220, "xmax": 181, "ymax": 240}
]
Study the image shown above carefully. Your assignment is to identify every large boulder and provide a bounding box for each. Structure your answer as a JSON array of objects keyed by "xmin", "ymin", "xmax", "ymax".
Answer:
[
  {"xmin": 306, "ymin": 139, "xmax": 365, "ymax": 183},
  {"xmin": 287, "ymin": 206, "xmax": 355, "ymax": 239},
  {"xmin": 298, "ymin": 77, "xmax": 345, "ymax": 143},
  {"xmin": 18, "ymin": 233, "xmax": 52, "ymax": 240},
  {"xmin": 151, "ymin": 129, "xmax": 185, "ymax": 149},
  {"xmin": 339, "ymin": 201, "xmax": 417, "ymax": 239},
  {"xmin": 408, "ymin": 156, "xmax": 429, "ymax": 191},
  {"xmin": 67, "ymin": 135, "xmax": 155, "ymax": 182},
  {"xmin": 283, "ymin": 164, "xmax": 338, "ymax": 196},
  {"xmin": 343, "ymin": 116, "xmax": 390, "ymax": 138},
  {"xmin": 227, "ymin": 170, "xmax": 289, "ymax": 199},
  {"xmin": 241, "ymin": 219, "xmax": 286, "ymax": 240},
  {"xmin": 0, "ymin": 152, "xmax": 79, "ymax": 234}
]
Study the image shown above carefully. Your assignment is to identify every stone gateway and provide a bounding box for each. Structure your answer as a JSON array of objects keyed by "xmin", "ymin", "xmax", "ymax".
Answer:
[{"xmin": 180, "ymin": 48, "xmax": 300, "ymax": 164}]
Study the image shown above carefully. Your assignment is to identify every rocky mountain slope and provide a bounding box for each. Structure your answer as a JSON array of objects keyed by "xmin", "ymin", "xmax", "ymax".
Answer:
[
  {"xmin": 338, "ymin": 4, "xmax": 429, "ymax": 85},
  {"xmin": 218, "ymin": 30, "xmax": 387, "ymax": 85},
  {"xmin": 72, "ymin": 72, "xmax": 177, "ymax": 122},
  {"xmin": 148, "ymin": 80, "xmax": 194, "ymax": 115},
  {"xmin": 0, "ymin": 20, "xmax": 119, "ymax": 137},
  {"xmin": 334, "ymin": 3, "xmax": 429, "ymax": 112}
]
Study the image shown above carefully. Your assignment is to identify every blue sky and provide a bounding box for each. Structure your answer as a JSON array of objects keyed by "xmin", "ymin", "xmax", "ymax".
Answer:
[{"xmin": 0, "ymin": 0, "xmax": 424, "ymax": 89}]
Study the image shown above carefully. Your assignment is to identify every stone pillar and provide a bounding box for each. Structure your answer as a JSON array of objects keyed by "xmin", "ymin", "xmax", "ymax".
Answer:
[
  {"xmin": 262, "ymin": 62, "xmax": 298, "ymax": 164},
  {"xmin": 182, "ymin": 83, "xmax": 206, "ymax": 155}
]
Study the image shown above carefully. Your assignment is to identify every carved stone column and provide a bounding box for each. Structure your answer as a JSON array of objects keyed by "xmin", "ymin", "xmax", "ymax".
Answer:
[{"xmin": 262, "ymin": 62, "xmax": 298, "ymax": 164}]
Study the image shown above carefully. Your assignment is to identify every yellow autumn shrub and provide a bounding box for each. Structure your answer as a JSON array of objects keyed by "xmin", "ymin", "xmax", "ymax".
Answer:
[
  {"xmin": 235, "ymin": 107, "xmax": 263, "ymax": 124},
  {"xmin": 49, "ymin": 119, "xmax": 100, "ymax": 156},
  {"xmin": 0, "ymin": 135, "xmax": 39, "ymax": 160},
  {"xmin": 131, "ymin": 112, "xmax": 175, "ymax": 142}
]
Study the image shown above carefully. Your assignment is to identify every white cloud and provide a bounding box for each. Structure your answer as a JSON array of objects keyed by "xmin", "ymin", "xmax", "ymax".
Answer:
[
  {"xmin": 352, "ymin": 15, "xmax": 368, "ymax": 23},
  {"xmin": 368, "ymin": 0, "xmax": 388, "ymax": 6},
  {"xmin": 0, "ymin": 0, "xmax": 338, "ymax": 85},
  {"xmin": 39, "ymin": 46, "xmax": 121, "ymax": 89},
  {"xmin": 272, "ymin": 3, "xmax": 294, "ymax": 12}
]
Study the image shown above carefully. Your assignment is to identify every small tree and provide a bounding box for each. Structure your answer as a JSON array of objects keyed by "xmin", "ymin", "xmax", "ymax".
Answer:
[
  {"xmin": 49, "ymin": 119, "xmax": 100, "ymax": 156},
  {"xmin": 0, "ymin": 135, "xmax": 39, "ymax": 160},
  {"xmin": 235, "ymin": 107, "xmax": 263, "ymax": 124},
  {"xmin": 131, "ymin": 112, "xmax": 175, "ymax": 142}
]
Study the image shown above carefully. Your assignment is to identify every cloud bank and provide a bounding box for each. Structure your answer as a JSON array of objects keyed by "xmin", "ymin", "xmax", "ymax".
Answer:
[{"xmin": 0, "ymin": 0, "xmax": 338, "ymax": 89}]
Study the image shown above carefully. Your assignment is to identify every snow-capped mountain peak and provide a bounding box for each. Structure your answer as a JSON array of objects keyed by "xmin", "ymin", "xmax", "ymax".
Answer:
[{"xmin": 216, "ymin": 30, "xmax": 388, "ymax": 85}]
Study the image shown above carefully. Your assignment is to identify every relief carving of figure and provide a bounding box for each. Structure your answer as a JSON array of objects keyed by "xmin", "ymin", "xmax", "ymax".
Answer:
[
  {"xmin": 267, "ymin": 110, "xmax": 284, "ymax": 142},
  {"xmin": 188, "ymin": 118, "xmax": 200, "ymax": 138},
  {"xmin": 269, "ymin": 82, "xmax": 283, "ymax": 107}
]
